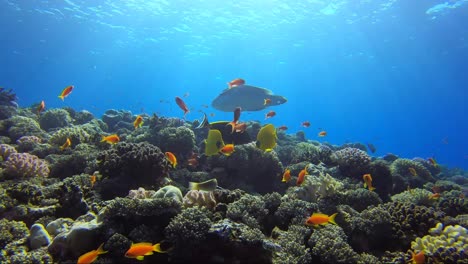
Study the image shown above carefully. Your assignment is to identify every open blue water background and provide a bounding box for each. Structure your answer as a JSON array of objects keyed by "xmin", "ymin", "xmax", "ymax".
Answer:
[{"xmin": 1, "ymin": 0, "xmax": 467, "ymax": 169}]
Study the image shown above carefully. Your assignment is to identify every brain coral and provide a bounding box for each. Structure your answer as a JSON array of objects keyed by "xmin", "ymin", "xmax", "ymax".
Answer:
[
  {"xmin": 4, "ymin": 152, "xmax": 50, "ymax": 178},
  {"xmin": 334, "ymin": 147, "xmax": 371, "ymax": 179},
  {"xmin": 0, "ymin": 144, "xmax": 17, "ymax": 160},
  {"xmin": 96, "ymin": 142, "xmax": 170, "ymax": 199}
]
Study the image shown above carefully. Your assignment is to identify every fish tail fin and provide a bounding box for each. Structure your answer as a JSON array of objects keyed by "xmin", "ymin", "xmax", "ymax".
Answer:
[
  {"xmin": 227, "ymin": 82, "xmax": 231, "ymax": 89},
  {"xmin": 363, "ymin": 182, "xmax": 367, "ymax": 188},
  {"xmin": 153, "ymin": 243, "xmax": 167, "ymax": 253},
  {"xmin": 328, "ymin": 213, "xmax": 338, "ymax": 225},
  {"xmin": 189, "ymin": 182, "xmax": 198, "ymax": 190},
  {"xmin": 369, "ymin": 186, "xmax": 376, "ymax": 191},
  {"xmin": 58, "ymin": 95, "xmax": 64, "ymax": 101},
  {"xmin": 101, "ymin": 136, "xmax": 106, "ymax": 142},
  {"xmin": 97, "ymin": 243, "xmax": 108, "ymax": 255}
]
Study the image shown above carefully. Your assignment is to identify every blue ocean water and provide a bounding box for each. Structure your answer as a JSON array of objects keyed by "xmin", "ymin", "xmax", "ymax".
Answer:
[{"xmin": 0, "ymin": 0, "xmax": 467, "ymax": 169}]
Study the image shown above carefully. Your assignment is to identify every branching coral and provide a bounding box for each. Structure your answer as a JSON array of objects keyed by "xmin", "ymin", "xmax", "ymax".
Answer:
[{"xmin": 4, "ymin": 152, "xmax": 50, "ymax": 177}]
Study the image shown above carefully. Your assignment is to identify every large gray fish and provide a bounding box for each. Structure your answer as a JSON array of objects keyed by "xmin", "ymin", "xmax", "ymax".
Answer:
[{"xmin": 211, "ymin": 85, "xmax": 287, "ymax": 112}]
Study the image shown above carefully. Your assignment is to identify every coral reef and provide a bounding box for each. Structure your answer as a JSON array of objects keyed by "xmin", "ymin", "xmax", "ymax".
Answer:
[
  {"xmin": 0, "ymin": 143, "xmax": 17, "ymax": 160},
  {"xmin": 390, "ymin": 158, "xmax": 434, "ymax": 188},
  {"xmin": 156, "ymin": 126, "xmax": 196, "ymax": 155},
  {"xmin": 96, "ymin": 142, "xmax": 170, "ymax": 199},
  {"xmin": 1, "ymin": 116, "xmax": 45, "ymax": 141},
  {"xmin": 4, "ymin": 152, "xmax": 50, "ymax": 178},
  {"xmin": 334, "ymin": 147, "xmax": 371, "ymax": 178},
  {"xmin": 39, "ymin": 108, "xmax": 72, "ymax": 131},
  {"xmin": 411, "ymin": 223, "xmax": 468, "ymax": 263},
  {"xmin": 48, "ymin": 121, "xmax": 104, "ymax": 146},
  {"xmin": 153, "ymin": 185, "xmax": 183, "ymax": 203}
]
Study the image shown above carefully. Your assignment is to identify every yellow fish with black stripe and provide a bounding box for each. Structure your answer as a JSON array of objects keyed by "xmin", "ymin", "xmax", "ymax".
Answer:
[{"xmin": 256, "ymin": 124, "xmax": 277, "ymax": 152}]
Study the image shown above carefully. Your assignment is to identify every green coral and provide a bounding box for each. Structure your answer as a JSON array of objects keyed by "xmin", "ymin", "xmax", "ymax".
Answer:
[
  {"xmin": 391, "ymin": 188, "xmax": 436, "ymax": 206},
  {"xmin": 39, "ymin": 108, "xmax": 72, "ymax": 131},
  {"xmin": 341, "ymin": 188, "xmax": 382, "ymax": 212},
  {"xmin": 274, "ymin": 197, "xmax": 318, "ymax": 228},
  {"xmin": 411, "ymin": 223, "xmax": 468, "ymax": 263},
  {"xmin": 390, "ymin": 158, "xmax": 434, "ymax": 186},
  {"xmin": 0, "ymin": 219, "xmax": 29, "ymax": 248},
  {"xmin": 226, "ymin": 194, "xmax": 267, "ymax": 230},
  {"xmin": 272, "ymin": 225, "xmax": 312, "ymax": 264},
  {"xmin": 49, "ymin": 120, "xmax": 104, "ymax": 146},
  {"xmin": 156, "ymin": 126, "xmax": 195, "ymax": 155},
  {"xmin": 308, "ymin": 224, "xmax": 359, "ymax": 263},
  {"xmin": 165, "ymin": 207, "xmax": 212, "ymax": 248},
  {"xmin": 2, "ymin": 116, "xmax": 45, "ymax": 141},
  {"xmin": 290, "ymin": 142, "xmax": 321, "ymax": 164},
  {"xmin": 153, "ymin": 185, "xmax": 183, "ymax": 203}
]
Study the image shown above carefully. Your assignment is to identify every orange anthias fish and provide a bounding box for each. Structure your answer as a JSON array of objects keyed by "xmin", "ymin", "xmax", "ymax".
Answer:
[
  {"xmin": 227, "ymin": 107, "xmax": 241, "ymax": 133},
  {"xmin": 277, "ymin": 126, "xmax": 288, "ymax": 131},
  {"xmin": 363, "ymin": 173, "xmax": 376, "ymax": 191},
  {"xmin": 234, "ymin": 123, "xmax": 247, "ymax": 133},
  {"xmin": 175, "ymin": 96, "xmax": 190, "ymax": 119},
  {"xmin": 282, "ymin": 169, "xmax": 291, "ymax": 183},
  {"xmin": 37, "ymin": 100, "xmax": 45, "ymax": 114},
  {"xmin": 296, "ymin": 165, "xmax": 309, "ymax": 186},
  {"xmin": 408, "ymin": 167, "xmax": 417, "ymax": 177},
  {"xmin": 301, "ymin": 121, "xmax": 310, "ymax": 128},
  {"xmin": 264, "ymin": 98, "xmax": 271, "ymax": 105},
  {"xmin": 409, "ymin": 250, "xmax": 425, "ymax": 264},
  {"xmin": 90, "ymin": 174, "xmax": 97, "ymax": 188},
  {"xmin": 265, "ymin": 111, "xmax": 276, "ymax": 120},
  {"xmin": 133, "ymin": 115, "xmax": 143, "ymax": 129},
  {"xmin": 187, "ymin": 157, "xmax": 199, "ymax": 167},
  {"xmin": 227, "ymin": 78, "xmax": 245, "ymax": 88},
  {"xmin": 58, "ymin": 85, "xmax": 73, "ymax": 101},
  {"xmin": 60, "ymin": 138, "xmax": 71, "ymax": 150},
  {"xmin": 305, "ymin": 213, "xmax": 338, "ymax": 228},
  {"xmin": 165, "ymin": 152, "xmax": 177, "ymax": 168},
  {"xmin": 429, "ymin": 193, "xmax": 440, "ymax": 200},
  {"xmin": 220, "ymin": 144, "xmax": 235, "ymax": 156},
  {"xmin": 77, "ymin": 243, "xmax": 107, "ymax": 264},
  {"xmin": 318, "ymin": 131, "xmax": 327, "ymax": 137},
  {"xmin": 101, "ymin": 134, "xmax": 120, "ymax": 144},
  {"xmin": 124, "ymin": 242, "xmax": 167, "ymax": 261}
]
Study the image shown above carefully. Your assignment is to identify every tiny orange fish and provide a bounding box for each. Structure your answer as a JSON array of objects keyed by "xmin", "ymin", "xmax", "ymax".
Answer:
[
  {"xmin": 363, "ymin": 173, "xmax": 376, "ymax": 191},
  {"xmin": 90, "ymin": 174, "xmax": 97, "ymax": 188},
  {"xmin": 432, "ymin": 185, "xmax": 441, "ymax": 193},
  {"xmin": 220, "ymin": 144, "xmax": 235, "ymax": 156},
  {"xmin": 133, "ymin": 115, "xmax": 143, "ymax": 129},
  {"xmin": 408, "ymin": 167, "xmax": 417, "ymax": 177},
  {"xmin": 175, "ymin": 96, "xmax": 190, "ymax": 119},
  {"xmin": 101, "ymin": 134, "xmax": 120, "ymax": 144},
  {"xmin": 296, "ymin": 165, "xmax": 309, "ymax": 186},
  {"xmin": 58, "ymin": 85, "xmax": 73, "ymax": 101},
  {"xmin": 165, "ymin": 152, "xmax": 177, "ymax": 168},
  {"xmin": 429, "ymin": 193, "xmax": 440, "ymax": 200},
  {"xmin": 264, "ymin": 98, "xmax": 271, "ymax": 105},
  {"xmin": 318, "ymin": 131, "xmax": 327, "ymax": 137},
  {"xmin": 187, "ymin": 157, "xmax": 198, "ymax": 167},
  {"xmin": 37, "ymin": 100, "xmax": 45, "ymax": 114},
  {"xmin": 282, "ymin": 169, "xmax": 291, "ymax": 183},
  {"xmin": 277, "ymin": 126, "xmax": 288, "ymax": 131},
  {"xmin": 77, "ymin": 243, "xmax": 107, "ymax": 264},
  {"xmin": 124, "ymin": 242, "xmax": 167, "ymax": 261},
  {"xmin": 409, "ymin": 250, "xmax": 425, "ymax": 264},
  {"xmin": 227, "ymin": 78, "xmax": 245, "ymax": 88},
  {"xmin": 305, "ymin": 213, "xmax": 338, "ymax": 227},
  {"xmin": 265, "ymin": 111, "xmax": 276, "ymax": 120},
  {"xmin": 227, "ymin": 107, "xmax": 241, "ymax": 133},
  {"xmin": 301, "ymin": 121, "xmax": 310, "ymax": 128},
  {"xmin": 60, "ymin": 138, "xmax": 71, "ymax": 150}
]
